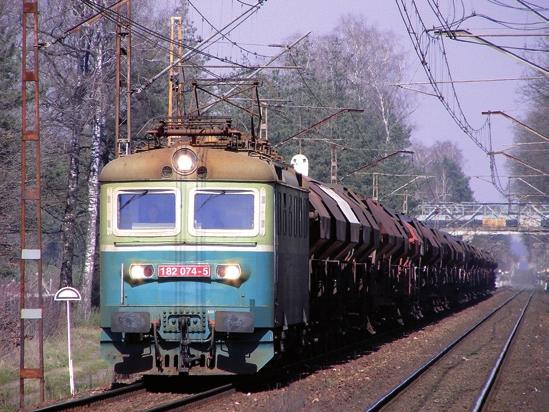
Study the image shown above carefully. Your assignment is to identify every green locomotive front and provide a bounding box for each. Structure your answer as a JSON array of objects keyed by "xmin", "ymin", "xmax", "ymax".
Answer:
[{"xmin": 99, "ymin": 134, "xmax": 309, "ymax": 375}]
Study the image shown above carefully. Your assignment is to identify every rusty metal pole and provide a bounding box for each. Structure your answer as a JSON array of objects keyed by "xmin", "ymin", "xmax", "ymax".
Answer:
[
  {"xmin": 402, "ymin": 191, "xmax": 409, "ymax": 214},
  {"xmin": 176, "ymin": 17, "xmax": 184, "ymax": 118},
  {"xmin": 168, "ymin": 16, "xmax": 184, "ymax": 119},
  {"xmin": 259, "ymin": 103, "xmax": 268, "ymax": 141},
  {"xmin": 330, "ymin": 144, "xmax": 337, "ymax": 184},
  {"xmin": 114, "ymin": 16, "xmax": 121, "ymax": 158},
  {"xmin": 125, "ymin": 1, "xmax": 132, "ymax": 152},
  {"xmin": 168, "ymin": 17, "xmax": 175, "ymax": 118},
  {"xmin": 20, "ymin": 0, "xmax": 44, "ymax": 408},
  {"xmin": 114, "ymin": 0, "xmax": 131, "ymax": 157},
  {"xmin": 372, "ymin": 173, "xmax": 379, "ymax": 200}
]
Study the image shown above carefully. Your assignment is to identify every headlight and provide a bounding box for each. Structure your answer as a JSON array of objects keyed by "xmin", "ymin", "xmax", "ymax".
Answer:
[
  {"xmin": 172, "ymin": 148, "xmax": 198, "ymax": 175},
  {"xmin": 129, "ymin": 264, "xmax": 154, "ymax": 280},
  {"xmin": 216, "ymin": 264, "xmax": 241, "ymax": 280}
]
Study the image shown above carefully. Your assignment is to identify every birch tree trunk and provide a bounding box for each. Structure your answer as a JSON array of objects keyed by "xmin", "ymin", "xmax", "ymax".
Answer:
[
  {"xmin": 81, "ymin": 27, "xmax": 106, "ymax": 319},
  {"xmin": 58, "ymin": 128, "xmax": 81, "ymax": 287},
  {"xmin": 81, "ymin": 110, "xmax": 103, "ymax": 318},
  {"xmin": 56, "ymin": 3, "xmax": 92, "ymax": 289}
]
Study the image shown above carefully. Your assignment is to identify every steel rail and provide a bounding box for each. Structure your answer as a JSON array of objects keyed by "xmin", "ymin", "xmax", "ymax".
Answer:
[
  {"xmin": 471, "ymin": 291, "xmax": 535, "ymax": 412},
  {"xmin": 34, "ymin": 381, "xmax": 145, "ymax": 411},
  {"xmin": 143, "ymin": 383, "xmax": 235, "ymax": 412},
  {"xmin": 364, "ymin": 290, "xmax": 523, "ymax": 412}
]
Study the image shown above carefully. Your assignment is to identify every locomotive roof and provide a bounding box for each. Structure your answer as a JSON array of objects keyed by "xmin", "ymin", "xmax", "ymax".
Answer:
[{"xmin": 99, "ymin": 143, "xmax": 305, "ymax": 188}]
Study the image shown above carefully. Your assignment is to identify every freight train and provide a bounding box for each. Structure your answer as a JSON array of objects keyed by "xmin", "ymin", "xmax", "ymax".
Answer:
[{"xmin": 99, "ymin": 117, "xmax": 496, "ymax": 375}]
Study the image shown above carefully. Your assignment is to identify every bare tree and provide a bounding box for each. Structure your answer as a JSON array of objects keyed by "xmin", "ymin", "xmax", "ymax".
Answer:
[
  {"xmin": 41, "ymin": 1, "xmax": 103, "ymax": 288},
  {"xmin": 262, "ymin": 16, "xmax": 415, "ymax": 203},
  {"xmin": 337, "ymin": 16, "xmax": 411, "ymax": 143},
  {"xmin": 0, "ymin": 0, "xmax": 22, "ymax": 277},
  {"xmin": 412, "ymin": 140, "xmax": 474, "ymax": 202}
]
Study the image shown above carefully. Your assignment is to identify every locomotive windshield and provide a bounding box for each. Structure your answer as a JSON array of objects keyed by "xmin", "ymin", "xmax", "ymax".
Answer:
[
  {"xmin": 192, "ymin": 190, "xmax": 255, "ymax": 231},
  {"xmin": 117, "ymin": 190, "xmax": 176, "ymax": 231}
]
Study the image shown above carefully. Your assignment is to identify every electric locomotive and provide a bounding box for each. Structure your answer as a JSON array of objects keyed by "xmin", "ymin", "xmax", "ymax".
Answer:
[
  {"xmin": 99, "ymin": 117, "xmax": 496, "ymax": 376},
  {"xmin": 99, "ymin": 118, "xmax": 309, "ymax": 375}
]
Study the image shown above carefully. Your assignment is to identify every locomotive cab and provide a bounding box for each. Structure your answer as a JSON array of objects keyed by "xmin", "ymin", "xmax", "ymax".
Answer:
[{"xmin": 99, "ymin": 125, "xmax": 309, "ymax": 375}]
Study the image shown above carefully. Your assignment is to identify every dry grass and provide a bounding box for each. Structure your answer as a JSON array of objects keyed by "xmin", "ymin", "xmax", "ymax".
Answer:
[{"xmin": 0, "ymin": 311, "xmax": 113, "ymax": 411}]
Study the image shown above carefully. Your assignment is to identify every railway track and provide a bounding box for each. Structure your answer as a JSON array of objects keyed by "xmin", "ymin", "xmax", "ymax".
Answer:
[
  {"xmin": 33, "ymin": 379, "xmax": 235, "ymax": 412},
  {"xmin": 142, "ymin": 383, "xmax": 234, "ymax": 412},
  {"xmin": 32, "ymin": 292, "xmax": 498, "ymax": 412},
  {"xmin": 471, "ymin": 291, "xmax": 534, "ymax": 412},
  {"xmin": 34, "ymin": 381, "xmax": 145, "ymax": 411},
  {"xmin": 365, "ymin": 289, "xmax": 534, "ymax": 412}
]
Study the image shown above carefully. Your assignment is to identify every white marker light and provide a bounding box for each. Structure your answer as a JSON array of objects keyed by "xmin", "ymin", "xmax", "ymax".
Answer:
[
  {"xmin": 172, "ymin": 148, "xmax": 198, "ymax": 174},
  {"xmin": 129, "ymin": 264, "xmax": 154, "ymax": 280},
  {"xmin": 216, "ymin": 264, "xmax": 241, "ymax": 280}
]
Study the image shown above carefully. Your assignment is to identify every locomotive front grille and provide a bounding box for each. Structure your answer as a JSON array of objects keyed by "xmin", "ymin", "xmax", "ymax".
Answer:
[{"xmin": 161, "ymin": 310, "xmax": 207, "ymax": 334}]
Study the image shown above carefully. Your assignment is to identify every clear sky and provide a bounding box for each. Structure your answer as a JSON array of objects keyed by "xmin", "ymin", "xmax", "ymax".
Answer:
[{"xmin": 183, "ymin": 0, "xmax": 546, "ymax": 202}]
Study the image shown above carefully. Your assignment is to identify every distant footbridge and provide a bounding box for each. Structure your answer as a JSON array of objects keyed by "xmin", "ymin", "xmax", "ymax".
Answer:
[{"xmin": 413, "ymin": 202, "xmax": 549, "ymax": 237}]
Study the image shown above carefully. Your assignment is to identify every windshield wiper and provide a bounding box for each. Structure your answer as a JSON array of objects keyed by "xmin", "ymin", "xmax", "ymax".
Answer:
[
  {"xmin": 119, "ymin": 190, "xmax": 149, "ymax": 211},
  {"xmin": 196, "ymin": 190, "xmax": 226, "ymax": 211}
]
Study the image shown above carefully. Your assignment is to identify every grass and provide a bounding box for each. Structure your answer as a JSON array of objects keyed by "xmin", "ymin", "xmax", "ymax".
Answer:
[
  {"xmin": 0, "ymin": 370, "xmax": 17, "ymax": 387},
  {"xmin": 0, "ymin": 311, "xmax": 113, "ymax": 411}
]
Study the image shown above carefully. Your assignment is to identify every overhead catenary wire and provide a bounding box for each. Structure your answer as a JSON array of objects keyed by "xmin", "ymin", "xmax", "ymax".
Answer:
[
  {"xmin": 81, "ymin": 0, "xmax": 254, "ymax": 68},
  {"xmin": 46, "ymin": 12, "xmax": 225, "ymax": 86},
  {"xmin": 394, "ymin": 76, "xmax": 544, "ymax": 86},
  {"xmin": 514, "ymin": 0, "xmax": 549, "ymax": 22},
  {"xmin": 197, "ymin": 32, "xmax": 311, "ymax": 114},
  {"xmin": 394, "ymin": 0, "xmax": 492, "ymax": 150},
  {"xmin": 80, "ymin": 0, "xmax": 269, "ymax": 95},
  {"xmin": 391, "ymin": 0, "xmax": 547, "ymax": 196},
  {"xmin": 187, "ymin": 0, "xmax": 272, "ymax": 59},
  {"xmin": 445, "ymin": 32, "xmax": 549, "ymax": 57},
  {"xmin": 434, "ymin": 32, "xmax": 549, "ymax": 36},
  {"xmin": 44, "ymin": 0, "xmax": 273, "ymax": 134},
  {"xmin": 488, "ymin": 0, "xmax": 548, "ymax": 12},
  {"xmin": 287, "ymin": 50, "xmax": 325, "ymax": 107},
  {"xmin": 428, "ymin": 11, "xmax": 548, "ymax": 32}
]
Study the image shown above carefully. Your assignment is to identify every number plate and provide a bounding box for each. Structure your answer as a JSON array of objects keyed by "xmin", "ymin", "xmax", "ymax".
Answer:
[{"xmin": 157, "ymin": 264, "xmax": 211, "ymax": 278}]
